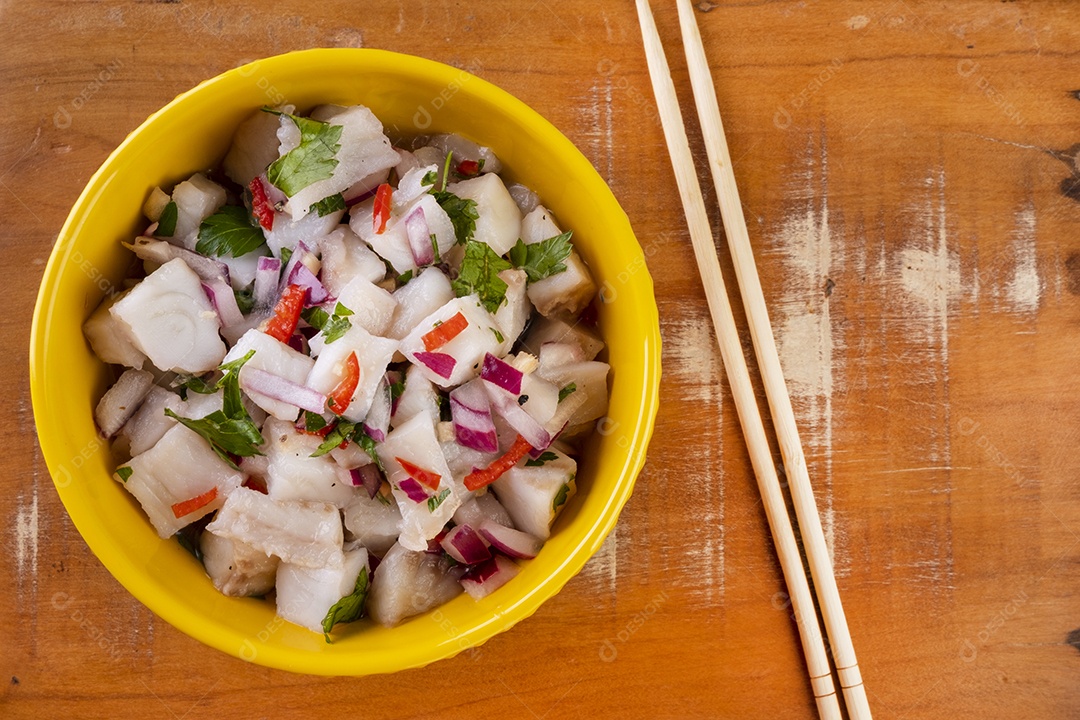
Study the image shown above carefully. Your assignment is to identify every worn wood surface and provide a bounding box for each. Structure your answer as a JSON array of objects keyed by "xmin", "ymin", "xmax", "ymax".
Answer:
[{"xmin": 4, "ymin": 1, "xmax": 1080, "ymax": 717}]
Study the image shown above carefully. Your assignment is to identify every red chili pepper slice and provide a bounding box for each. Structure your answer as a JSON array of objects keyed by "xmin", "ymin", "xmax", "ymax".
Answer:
[
  {"xmin": 420, "ymin": 311, "xmax": 469, "ymax": 351},
  {"xmin": 396, "ymin": 457, "xmax": 442, "ymax": 491},
  {"xmin": 263, "ymin": 284, "xmax": 307, "ymax": 343},
  {"xmin": 249, "ymin": 177, "xmax": 275, "ymax": 231},
  {"xmin": 464, "ymin": 435, "xmax": 534, "ymax": 491},
  {"xmin": 456, "ymin": 159, "xmax": 481, "ymax": 177},
  {"xmin": 372, "ymin": 183, "xmax": 393, "ymax": 235},
  {"xmin": 171, "ymin": 486, "xmax": 218, "ymax": 518},
  {"xmin": 327, "ymin": 352, "xmax": 361, "ymax": 415}
]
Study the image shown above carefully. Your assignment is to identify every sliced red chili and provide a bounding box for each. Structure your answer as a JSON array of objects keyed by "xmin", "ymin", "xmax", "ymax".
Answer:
[{"xmin": 420, "ymin": 311, "xmax": 469, "ymax": 351}]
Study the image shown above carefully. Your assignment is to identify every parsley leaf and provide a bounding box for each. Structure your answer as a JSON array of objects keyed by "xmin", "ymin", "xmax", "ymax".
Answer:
[
  {"xmin": 388, "ymin": 374, "xmax": 405, "ymax": 404},
  {"xmin": 491, "ymin": 327, "xmax": 505, "ymax": 344},
  {"xmin": 197, "ymin": 205, "xmax": 266, "ymax": 258},
  {"xmin": 279, "ymin": 246, "xmax": 293, "ymax": 267},
  {"xmin": 303, "ymin": 411, "xmax": 327, "ymax": 434},
  {"xmin": 234, "ymin": 285, "xmax": 255, "ymax": 315},
  {"xmin": 421, "ymin": 170, "xmax": 438, "ymax": 187},
  {"xmin": 309, "ymin": 193, "xmax": 346, "ymax": 217},
  {"xmin": 396, "ymin": 269, "xmax": 414, "ymax": 286},
  {"xmin": 156, "ymin": 201, "xmax": 178, "ymax": 237},
  {"xmin": 264, "ymin": 110, "xmax": 344, "ymax": 197},
  {"xmin": 427, "ymin": 488, "xmax": 451, "ymax": 512},
  {"xmin": 321, "ymin": 566, "xmax": 369, "ymax": 642},
  {"xmin": 558, "ymin": 382, "xmax": 577, "ymax": 403},
  {"xmin": 164, "ymin": 350, "xmax": 265, "ymax": 468},
  {"xmin": 171, "ymin": 373, "xmax": 219, "ymax": 400},
  {"xmin": 115, "ymin": 466, "xmax": 133, "ymax": 483},
  {"xmin": 302, "ymin": 302, "xmax": 354, "ymax": 344},
  {"xmin": 525, "ymin": 451, "xmax": 559, "ymax": 468},
  {"xmin": 552, "ymin": 481, "xmax": 571, "ymax": 512},
  {"xmin": 508, "ymin": 231, "xmax": 574, "ymax": 283},
  {"xmin": 451, "ymin": 240, "xmax": 512, "ymax": 313},
  {"xmin": 431, "ymin": 190, "xmax": 479, "ymax": 244},
  {"xmin": 310, "ymin": 421, "xmax": 384, "ymax": 471}
]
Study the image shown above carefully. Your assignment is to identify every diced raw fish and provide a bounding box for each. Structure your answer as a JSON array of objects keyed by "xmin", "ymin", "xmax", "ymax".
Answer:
[
  {"xmin": 366, "ymin": 542, "xmax": 463, "ymax": 627},
  {"xmin": 507, "ymin": 183, "xmax": 540, "ymax": 215},
  {"xmin": 343, "ymin": 492, "xmax": 402, "ymax": 557},
  {"xmin": 440, "ymin": 440, "xmax": 499, "ymax": 484},
  {"xmin": 376, "ymin": 412, "xmax": 461, "ymax": 552},
  {"xmin": 538, "ymin": 342, "xmax": 586, "ymax": 370},
  {"xmin": 320, "ymin": 225, "xmax": 387, "ymax": 297},
  {"xmin": 95, "ymin": 368, "xmax": 154, "ymax": 438},
  {"xmin": 343, "ymin": 167, "xmax": 390, "ymax": 202},
  {"xmin": 283, "ymin": 105, "xmax": 400, "ymax": 220},
  {"xmin": 385, "ymin": 267, "xmax": 454, "ymax": 340},
  {"xmin": 520, "ymin": 205, "xmax": 562, "ymax": 245},
  {"xmin": 206, "ymin": 486, "xmax": 343, "ymax": 569},
  {"xmin": 391, "ymin": 364, "xmax": 439, "ymax": 429},
  {"xmin": 447, "ymin": 173, "xmax": 521, "ymax": 256},
  {"xmin": 83, "ymin": 290, "xmax": 146, "ymax": 369},
  {"xmin": 392, "ymin": 165, "xmax": 438, "ymax": 211},
  {"xmin": 143, "ymin": 186, "xmax": 170, "ymax": 222},
  {"xmin": 276, "ymin": 547, "xmax": 368, "ymax": 633},
  {"xmin": 522, "ymin": 315, "xmax": 604, "ymax": 361},
  {"xmin": 399, "ymin": 295, "xmax": 504, "ymax": 389},
  {"xmin": 518, "ymin": 372, "xmax": 560, "ymax": 426},
  {"xmin": 494, "ymin": 268, "xmax": 530, "ymax": 351},
  {"xmin": 393, "ymin": 149, "xmax": 422, "ymax": 179},
  {"xmin": 199, "ymin": 530, "xmax": 279, "ymax": 597},
  {"xmin": 223, "ymin": 329, "xmax": 315, "ymax": 421},
  {"xmin": 265, "ymin": 205, "xmax": 343, "ymax": 259},
  {"xmin": 333, "ymin": 275, "xmax": 398, "ymax": 337},
  {"xmin": 329, "ymin": 441, "xmax": 372, "ymax": 470},
  {"xmin": 263, "ymin": 417, "xmax": 356, "ymax": 507},
  {"xmin": 305, "ymin": 324, "xmax": 398, "ymax": 423},
  {"xmin": 220, "ymin": 249, "xmax": 269, "ymax": 291},
  {"xmin": 121, "ymin": 424, "xmax": 245, "ymax": 538},
  {"xmin": 110, "ymin": 258, "xmax": 226, "ymax": 374},
  {"xmin": 491, "ymin": 446, "xmax": 577, "ymax": 540},
  {"xmin": 527, "ymin": 251, "xmax": 596, "ymax": 318},
  {"xmin": 537, "ymin": 360, "xmax": 609, "ymax": 425},
  {"xmin": 170, "ymin": 173, "xmax": 227, "ymax": 251},
  {"xmin": 117, "ymin": 386, "xmax": 224, "ymax": 457},
  {"xmin": 223, "ymin": 109, "xmax": 283, "ymax": 187},
  {"xmin": 452, "ymin": 492, "xmax": 515, "ymax": 530},
  {"xmin": 355, "ymin": 194, "xmax": 455, "ymax": 275},
  {"xmin": 425, "ymin": 134, "xmax": 502, "ymax": 175}
]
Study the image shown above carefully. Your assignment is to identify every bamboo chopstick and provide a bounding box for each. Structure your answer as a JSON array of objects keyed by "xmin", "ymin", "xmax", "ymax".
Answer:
[
  {"xmin": 634, "ymin": 2, "xmax": 842, "ymax": 718},
  {"xmin": 670, "ymin": 2, "xmax": 872, "ymax": 718}
]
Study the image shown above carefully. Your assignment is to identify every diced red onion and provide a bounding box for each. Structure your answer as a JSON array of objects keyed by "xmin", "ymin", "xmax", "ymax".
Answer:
[
  {"xmin": 202, "ymin": 278, "xmax": 245, "ymax": 327},
  {"xmin": 398, "ymin": 477, "xmax": 429, "ymax": 503},
  {"xmin": 478, "ymin": 520, "xmax": 542, "ymax": 560},
  {"xmin": 286, "ymin": 260, "xmax": 329, "ymax": 306},
  {"xmin": 240, "ymin": 368, "xmax": 327, "ymax": 413},
  {"xmin": 385, "ymin": 370, "xmax": 403, "ymax": 416},
  {"xmin": 405, "ymin": 205, "xmax": 433, "ymax": 266},
  {"xmin": 532, "ymin": 387, "xmax": 588, "ymax": 452},
  {"xmin": 483, "ymin": 382, "xmax": 551, "ymax": 450},
  {"xmin": 349, "ymin": 464, "xmax": 383, "ymax": 499},
  {"xmin": 425, "ymin": 528, "xmax": 449, "ymax": 554},
  {"xmin": 414, "ymin": 351, "xmax": 456, "ymax": 379},
  {"xmin": 286, "ymin": 334, "xmax": 306, "ymax": 353},
  {"xmin": 460, "ymin": 555, "xmax": 519, "ymax": 600},
  {"xmin": 253, "ymin": 256, "xmax": 281, "ymax": 311},
  {"xmin": 450, "ymin": 381, "xmax": 497, "ymax": 453},
  {"xmin": 441, "ymin": 524, "xmax": 491, "ymax": 565},
  {"xmin": 363, "ymin": 377, "xmax": 392, "ymax": 443},
  {"xmin": 480, "ymin": 353, "xmax": 523, "ymax": 395}
]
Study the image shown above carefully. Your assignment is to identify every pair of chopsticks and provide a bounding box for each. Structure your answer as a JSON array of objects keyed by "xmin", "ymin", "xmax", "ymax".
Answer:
[{"xmin": 635, "ymin": 2, "xmax": 871, "ymax": 719}]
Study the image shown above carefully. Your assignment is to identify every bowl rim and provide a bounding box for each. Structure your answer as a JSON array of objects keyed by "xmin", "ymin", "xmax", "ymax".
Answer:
[{"xmin": 30, "ymin": 47, "xmax": 661, "ymax": 675}]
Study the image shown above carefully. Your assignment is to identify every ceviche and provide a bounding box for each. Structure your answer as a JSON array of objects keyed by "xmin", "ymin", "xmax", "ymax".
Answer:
[{"xmin": 83, "ymin": 102, "xmax": 609, "ymax": 638}]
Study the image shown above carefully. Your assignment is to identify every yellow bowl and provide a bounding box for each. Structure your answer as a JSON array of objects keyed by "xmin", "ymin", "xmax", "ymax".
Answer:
[{"xmin": 30, "ymin": 48, "xmax": 660, "ymax": 675}]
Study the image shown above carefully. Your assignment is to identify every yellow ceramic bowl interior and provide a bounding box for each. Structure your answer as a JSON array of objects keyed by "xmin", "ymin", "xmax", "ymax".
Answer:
[{"xmin": 30, "ymin": 48, "xmax": 660, "ymax": 675}]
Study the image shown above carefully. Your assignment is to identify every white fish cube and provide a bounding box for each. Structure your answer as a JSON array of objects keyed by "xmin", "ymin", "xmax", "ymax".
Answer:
[
  {"xmin": 110, "ymin": 258, "xmax": 226, "ymax": 374},
  {"xmin": 265, "ymin": 206, "xmax": 343, "ymax": 259},
  {"xmin": 264, "ymin": 418, "xmax": 356, "ymax": 507},
  {"xmin": 320, "ymin": 225, "xmax": 387, "ymax": 297},
  {"xmin": 121, "ymin": 424, "xmax": 244, "ymax": 538},
  {"xmin": 494, "ymin": 268, "xmax": 530, "ymax": 351},
  {"xmin": 334, "ymin": 275, "xmax": 398, "ymax": 337},
  {"xmin": 527, "ymin": 250, "xmax": 596, "ymax": 318},
  {"xmin": 522, "ymin": 315, "xmax": 604, "ymax": 360},
  {"xmin": 343, "ymin": 493, "xmax": 403, "ymax": 557},
  {"xmin": 199, "ymin": 530, "xmax": 279, "ymax": 597},
  {"xmin": 376, "ymin": 412, "xmax": 460, "ymax": 552},
  {"xmin": 391, "ymin": 364, "xmax": 439, "ymax": 430},
  {"xmin": 385, "ymin": 267, "xmax": 455, "ymax": 340},
  {"xmin": 95, "ymin": 368, "xmax": 155, "ymax": 438},
  {"xmin": 170, "ymin": 173, "xmax": 227, "ymax": 251},
  {"xmin": 366, "ymin": 542, "xmax": 463, "ymax": 627},
  {"xmin": 537, "ymin": 360, "xmax": 610, "ymax": 425},
  {"xmin": 83, "ymin": 290, "xmax": 146, "ymax": 368},
  {"xmin": 224, "ymin": 329, "xmax": 315, "ymax": 421},
  {"xmin": 452, "ymin": 493, "xmax": 515, "ymax": 530},
  {"xmin": 223, "ymin": 109, "xmax": 283, "ymax": 187},
  {"xmin": 276, "ymin": 547, "xmax": 368, "ymax": 633},
  {"xmin": 492, "ymin": 446, "xmax": 577, "ymax": 540},
  {"xmin": 305, "ymin": 324, "xmax": 398, "ymax": 423},
  {"xmin": 447, "ymin": 173, "xmax": 521, "ymax": 256},
  {"xmin": 399, "ymin": 295, "xmax": 504, "ymax": 389},
  {"xmin": 206, "ymin": 486, "xmax": 343, "ymax": 569}
]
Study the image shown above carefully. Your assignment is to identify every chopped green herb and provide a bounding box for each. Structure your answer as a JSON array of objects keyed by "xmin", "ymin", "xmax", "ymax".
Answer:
[
  {"xmin": 508, "ymin": 231, "xmax": 574, "ymax": 283},
  {"xmin": 353, "ymin": 427, "xmax": 383, "ymax": 471},
  {"xmin": 375, "ymin": 488, "xmax": 392, "ymax": 506},
  {"xmin": 439, "ymin": 151, "xmax": 454, "ymax": 192},
  {"xmin": 491, "ymin": 327, "xmax": 505, "ymax": 344},
  {"xmin": 234, "ymin": 285, "xmax": 255, "ymax": 315},
  {"xmin": 451, "ymin": 240, "xmax": 512, "ymax": 313},
  {"xmin": 301, "ymin": 302, "xmax": 354, "ymax": 344},
  {"xmin": 430, "ymin": 234, "xmax": 441, "ymax": 264},
  {"xmin": 304, "ymin": 411, "xmax": 327, "ymax": 434},
  {"xmin": 558, "ymin": 382, "xmax": 577, "ymax": 403},
  {"xmin": 279, "ymin": 246, "xmax": 293, "ymax": 267},
  {"xmin": 115, "ymin": 466, "xmax": 133, "ymax": 483},
  {"xmin": 171, "ymin": 372, "xmax": 219, "ymax": 401},
  {"xmin": 308, "ymin": 193, "xmax": 346, "ymax": 217},
  {"xmin": 321, "ymin": 565, "xmax": 369, "ymax": 642},
  {"xmin": 196, "ymin": 205, "xmax": 266, "ymax": 258},
  {"xmin": 164, "ymin": 350, "xmax": 265, "ymax": 468},
  {"xmin": 263, "ymin": 109, "xmax": 344, "ymax": 197},
  {"xmin": 389, "ymin": 375, "xmax": 406, "ymax": 404},
  {"xmin": 430, "ymin": 190, "xmax": 479, "ymax": 244},
  {"xmin": 552, "ymin": 481, "xmax": 571, "ymax": 512},
  {"xmin": 156, "ymin": 201, "xmax": 178, "ymax": 237},
  {"xmin": 525, "ymin": 451, "xmax": 559, "ymax": 468},
  {"xmin": 427, "ymin": 488, "xmax": 451, "ymax": 512},
  {"xmin": 311, "ymin": 420, "xmax": 355, "ymax": 458},
  {"xmin": 396, "ymin": 269, "xmax": 414, "ymax": 285},
  {"xmin": 421, "ymin": 170, "xmax": 438, "ymax": 187}
]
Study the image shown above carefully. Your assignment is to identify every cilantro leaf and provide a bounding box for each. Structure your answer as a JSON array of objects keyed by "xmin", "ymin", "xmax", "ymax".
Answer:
[
  {"xmin": 353, "ymin": 427, "xmax": 383, "ymax": 471},
  {"xmin": 491, "ymin": 327, "xmax": 504, "ymax": 344},
  {"xmin": 115, "ymin": 466, "xmax": 133, "ymax": 482},
  {"xmin": 388, "ymin": 375, "xmax": 405, "ymax": 404},
  {"xmin": 264, "ymin": 110, "xmax": 344, "ymax": 197},
  {"xmin": 427, "ymin": 488, "xmax": 451, "ymax": 512},
  {"xmin": 171, "ymin": 372, "xmax": 218, "ymax": 400},
  {"xmin": 396, "ymin": 269, "xmax": 414, "ymax": 286},
  {"xmin": 197, "ymin": 205, "xmax": 266, "ymax": 258},
  {"xmin": 509, "ymin": 231, "xmax": 574, "ymax": 283},
  {"xmin": 321, "ymin": 566, "xmax": 369, "ymax": 642},
  {"xmin": 525, "ymin": 451, "xmax": 559, "ymax": 468},
  {"xmin": 552, "ymin": 481, "xmax": 571, "ymax": 512},
  {"xmin": 234, "ymin": 285, "xmax": 255, "ymax": 315},
  {"xmin": 163, "ymin": 350, "xmax": 265, "ymax": 467},
  {"xmin": 451, "ymin": 240, "xmax": 512, "ymax": 313},
  {"xmin": 421, "ymin": 170, "xmax": 438, "ymax": 187},
  {"xmin": 311, "ymin": 420, "xmax": 356, "ymax": 458},
  {"xmin": 301, "ymin": 302, "xmax": 354, "ymax": 344},
  {"xmin": 156, "ymin": 201, "xmax": 178, "ymax": 237},
  {"xmin": 431, "ymin": 190, "xmax": 479, "ymax": 244},
  {"xmin": 303, "ymin": 411, "xmax": 327, "ymax": 434},
  {"xmin": 558, "ymin": 382, "xmax": 577, "ymax": 403},
  {"xmin": 309, "ymin": 193, "xmax": 346, "ymax": 217}
]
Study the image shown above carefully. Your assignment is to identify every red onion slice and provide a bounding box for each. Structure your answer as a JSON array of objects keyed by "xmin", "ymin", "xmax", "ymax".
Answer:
[
  {"xmin": 480, "ymin": 353, "xmax": 523, "ymax": 395},
  {"xmin": 450, "ymin": 381, "xmax": 498, "ymax": 453},
  {"xmin": 404, "ymin": 205, "xmax": 434, "ymax": 266},
  {"xmin": 414, "ymin": 351, "xmax": 456, "ymax": 379},
  {"xmin": 398, "ymin": 477, "xmax": 429, "ymax": 503},
  {"xmin": 349, "ymin": 464, "xmax": 383, "ymax": 499},
  {"xmin": 440, "ymin": 524, "xmax": 492, "ymax": 565},
  {"xmin": 478, "ymin": 519, "xmax": 542, "ymax": 560},
  {"xmin": 285, "ymin": 261, "xmax": 329, "ymax": 306},
  {"xmin": 483, "ymin": 382, "xmax": 551, "ymax": 450},
  {"xmin": 202, "ymin": 278, "xmax": 245, "ymax": 327},
  {"xmin": 460, "ymin": 555, "xmax": 519, "ymax": 600},
  {"xmin": 254, "ymin": 256, "xmax": 281, "ymax": 311},
  {"xmin": 240, "ymin": 367, "xmax": 327, "ymax": 413}
]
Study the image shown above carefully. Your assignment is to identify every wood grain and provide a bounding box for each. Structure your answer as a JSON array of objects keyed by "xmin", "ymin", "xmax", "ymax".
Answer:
[{"xmin": 4, "ymin": 1, "xmax": 1080, "ymax": 718}]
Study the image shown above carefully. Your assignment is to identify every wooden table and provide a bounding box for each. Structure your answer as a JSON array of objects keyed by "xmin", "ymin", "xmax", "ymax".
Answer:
[{"xmin": 4, "ymin": 1, "xmax": 1079, "ymax": 717}]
